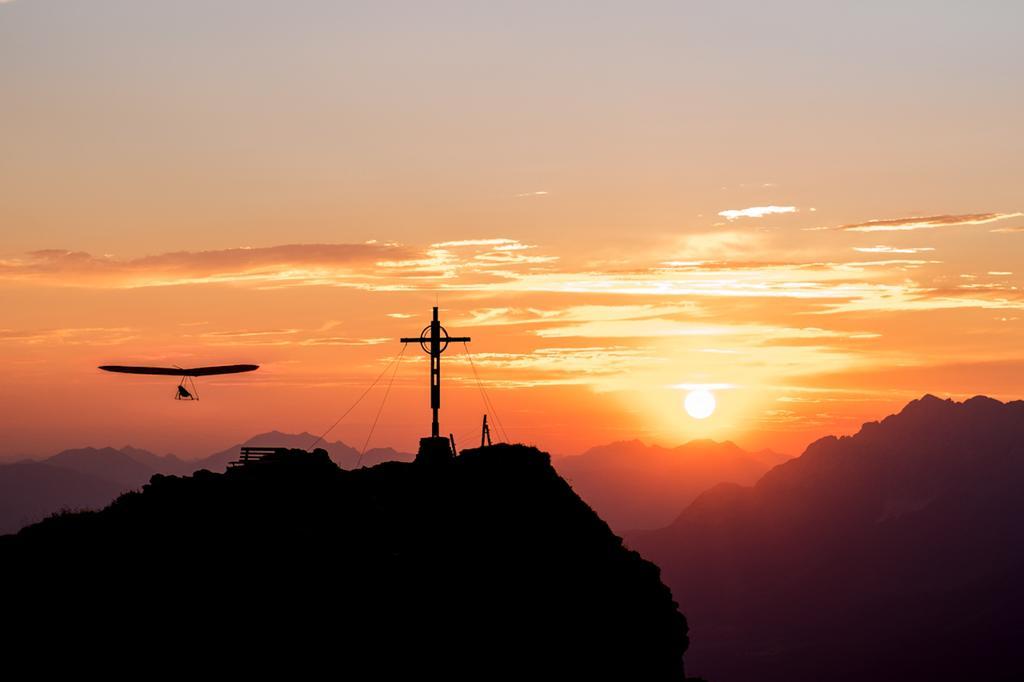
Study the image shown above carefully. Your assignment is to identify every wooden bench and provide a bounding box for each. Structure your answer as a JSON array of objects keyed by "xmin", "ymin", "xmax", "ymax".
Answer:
[{"xmin": 228, "ymin": 446, "xmax": 289, "ymax": 468}]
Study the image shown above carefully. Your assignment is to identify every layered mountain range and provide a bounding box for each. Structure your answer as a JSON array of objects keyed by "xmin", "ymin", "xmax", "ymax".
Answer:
[
  {"xmin": 631, "ymin": 395, "xmax": 1024, "ymax": 681},
  {"xmin": 6, "ymin": 393, "xmax": 1024, "ymax": 679},
  {"xmin": 0, "ymin": 431, "xmax": 414, "ymax": 534},
  {"xmin": 1, "ymin": 431, "xmax": 785, "ymax": 536},
  {"xmin": 555, "ymin": 439, "xmax": 788, "ymax": 532}
]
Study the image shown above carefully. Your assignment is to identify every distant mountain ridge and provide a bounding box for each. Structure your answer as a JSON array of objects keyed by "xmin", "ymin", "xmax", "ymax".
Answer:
[
  {"xmin": 631, "ymin": 394, "xmax": 1024, "ymax": 681},
  {"xmin": 0, "ymin": 431, "xmax": 416, "ymax": 534},
  {"xmin": 3, "ymin": 432, "xmax": 787, "ymax": 537},
  {"xmin": 555, "ymin": 438, "xmax": 789, "ymax": 532},
  {"xmin": 0, "ymin": 461, "xmax": 126, "ymax": 536},
  {"xmin": 197, "ymin": 430, "xmax": 415, "ymax": 471},
  {"xmin": 46, "ymin": 446, "xmax": 168, "ymax": 487}
]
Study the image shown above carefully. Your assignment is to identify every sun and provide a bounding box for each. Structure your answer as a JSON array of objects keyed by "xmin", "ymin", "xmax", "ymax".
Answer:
[{"xmin": 684, "ymin": 389, "xmax": 716, "ymax": 419}]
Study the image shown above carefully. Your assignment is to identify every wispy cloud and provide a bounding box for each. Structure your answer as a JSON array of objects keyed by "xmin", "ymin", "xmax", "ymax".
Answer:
[
  {"xmin": 718, "ymin": 205, "xmax": 797, "ymax": 220},
  {"xmin": 841, "ymin": 213, "xmax": 1022, "ymax": 232},
  {"xmin": 533, "ymin": 318, "xmax": 878, "ymax": 340},
  {"xmin": 0, "ymin": 327, "xmax": 138, "ymax": 346},
  {"xmin": 0, "ymin": 244, "xmax": 413, "ymax": 288},
  {"xmin": 852, "ymin": 246, "xmax": 935, "ymax": 254},
  {"xmin": 431, "ymin": 238, "xmax": 524, "ymax": 248},
  {"xmin": 202, "ymin": 329, "xmax": 300, "ymax": 338},
  {"xmin": 456, "ymin": 304, "xmax": 701, "ymax": 328},
  {"xmin": 445, "ymin": 346, "xmax": 664, "ymax": 388},
  {"xmin": 821, "ymin": 287, "xmax": 1024, "ymax": 314},
  {"xmin": 0, "ymin": 239, "xmax": 554, "ymax": 289},
  {"xmin": 299, "ymin": 337, "xmax": 391, "ymax": 347},
  {"xmin": 1, "ymin": 236, "xmax": 1019, "ymax": 318},
  {"xmin": 191, "ymin": 324, "xmax": 393, "ymax": 348}
]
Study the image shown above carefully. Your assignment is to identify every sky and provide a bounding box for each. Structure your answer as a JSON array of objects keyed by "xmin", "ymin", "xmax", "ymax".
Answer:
[{"xmin": 1, "ymin": 0, "xmax": 1022, "ymax": 459}]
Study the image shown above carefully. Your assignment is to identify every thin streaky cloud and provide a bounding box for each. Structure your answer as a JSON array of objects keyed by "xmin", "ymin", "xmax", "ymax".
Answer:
[
  {"xmin": 841, "ymin": 212, "xmax": 1022, "ymax": 232},
  {"xmin": 534, "ymin": 318, "xmax": 881, "ymax": 341},
  {"xmin": 0, "ymin": 243, "xmax": 415, "ymax": 288},
  {"xmin": 201, "ymin": 329, "xmax": 300, "ymax": 338},
  {"xmin": 0, "ymin": 326, "xmax": 138, "ymax": 346},
  {"xmin": 431, "ymin": 238, "xmax": 522, "ymax": 248},
  {"xmin": 299, "ymin": 337, "xmax": 390, "ymax": 347},
  {"xmin": 718, "ymin": 206, "xmax": 797, "ymax": 220},
  {"xmin": 853, "ymin": 246, "xmax": 936, "ymax": 254},
  {"xmin": 1, "ymin": 240, "xmax": 1018, "ymax": 316}
]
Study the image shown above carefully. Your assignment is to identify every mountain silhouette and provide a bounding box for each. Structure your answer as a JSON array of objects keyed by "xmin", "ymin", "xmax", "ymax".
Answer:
[
  {"xmin": 44, "ymin": 446, "xmax": 162, "ymax": 487},
  {"xmin": 0, "ymin": 432, "xmax": 415, "ymax": 534},
  {"xmin": 631, "ymin": 395, "xmax": 1024, "ymax": 681},
  {"xmin": 3, "ymin": 443, "xmax": 695, "ymax": 679},
  {"xmin": 116, "ymin": 445, "xmax": 192, "ymax": 474},
  {"xmin": 192, "ymin": 430, "xmax": 415, "ymax": 471},
  {"xmin": 0, "ymin": 461, "xmax": 125, "ymax": 535},
  {"xmin": 556, "ymin": 439, "xmax": 789, "ymax": 532}
]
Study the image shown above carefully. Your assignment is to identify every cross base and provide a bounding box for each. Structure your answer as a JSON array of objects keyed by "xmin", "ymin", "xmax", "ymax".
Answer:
[{"xmin": 415, "ymin": 436, "xmax": 454, "ymax": 465}]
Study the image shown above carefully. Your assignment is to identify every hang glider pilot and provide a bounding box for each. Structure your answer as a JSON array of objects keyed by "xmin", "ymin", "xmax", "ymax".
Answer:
[{"xmin": 99, "ymin": 364, "xmax": 260, "ymax": 401}]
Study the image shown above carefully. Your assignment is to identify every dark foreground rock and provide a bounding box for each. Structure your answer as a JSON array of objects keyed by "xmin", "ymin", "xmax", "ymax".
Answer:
[{"xmin": 3, "ymin": 443, "xmax": 692, "ymax": 679}]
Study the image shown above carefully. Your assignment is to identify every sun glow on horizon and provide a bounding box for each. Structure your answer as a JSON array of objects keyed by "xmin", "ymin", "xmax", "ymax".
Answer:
[
  {"xmin": 684, "ymin": 389, "xmax": 717, "ymax": 420},
  {"xmin": 0, "ymin": 2, "xmax": 1022, "ymax": 459}
]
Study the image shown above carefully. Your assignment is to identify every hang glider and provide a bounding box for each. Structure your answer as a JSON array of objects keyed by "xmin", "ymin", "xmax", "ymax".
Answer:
[
  {"xmin": 99, "ymin": 364, "xmax": 259, "ymax": 377},
  {"xmin": 99, "ymin": 364, "xmax": 259, "ymax": 400}
]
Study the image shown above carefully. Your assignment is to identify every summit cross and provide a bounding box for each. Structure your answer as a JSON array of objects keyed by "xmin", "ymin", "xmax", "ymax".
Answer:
[{"xmin": 400, "ymin": 306, "xmax": 471, "ymax": 439}]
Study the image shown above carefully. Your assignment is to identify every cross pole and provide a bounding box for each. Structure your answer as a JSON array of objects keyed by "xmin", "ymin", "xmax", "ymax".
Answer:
[{"xmin": 400, "ymin": 306, "xmax": 470, "ymax": 438}]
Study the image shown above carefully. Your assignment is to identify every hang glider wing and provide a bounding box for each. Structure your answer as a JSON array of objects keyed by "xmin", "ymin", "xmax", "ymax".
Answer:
[
  {"xmin": 99, "ymin": 364, "xmax": 259, "ymax": 377},
  {"xmin": 187, "ymin": 364, "xmax": 259, "ymax": 377}
]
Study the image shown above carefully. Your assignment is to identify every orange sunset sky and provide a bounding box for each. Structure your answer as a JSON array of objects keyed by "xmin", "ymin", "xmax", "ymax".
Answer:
[{"xmin": 1, "ymin": 1, "xmax": 1022, "ymax": 459}]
